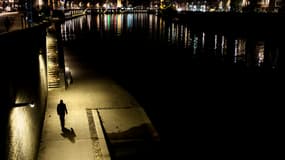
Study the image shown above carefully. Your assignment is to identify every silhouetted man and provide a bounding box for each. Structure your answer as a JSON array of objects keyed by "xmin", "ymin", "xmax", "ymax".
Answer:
[{"xmin": 57, "ymin": 99, "xmax": 68, "ymax": 130}]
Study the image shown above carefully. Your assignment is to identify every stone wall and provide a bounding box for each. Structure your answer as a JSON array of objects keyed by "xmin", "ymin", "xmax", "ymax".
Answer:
[{"xmin": 0, "ymin": 23, "xmax": 48, "ymax": 160}]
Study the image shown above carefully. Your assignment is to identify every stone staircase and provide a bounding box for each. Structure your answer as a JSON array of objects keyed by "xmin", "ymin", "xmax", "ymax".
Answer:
[{"xmin": 46, "ymin": 30, "xmax": 63, "ymax": 89}]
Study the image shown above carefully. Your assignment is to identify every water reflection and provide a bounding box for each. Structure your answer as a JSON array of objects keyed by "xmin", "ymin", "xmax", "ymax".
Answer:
[
  {"xmin": 202, "ymin": 32, "xmax": 205, "ymax": 49},
  {"xmin": 127, "ymin": 14, "xmax": 132, "ymax": 29},
  {"xmin": 183, "ymin": 27, "xmax": 190, "ymax": 48},
  {"xmin": 60, "ymin": 14, "xmax": 282, "ymax": 71},
  {"xmin": 61, "ymin": 19, "xmax": 76, "ymax": 41},
  {"xmin": 234, "ymin": 39, "xmax": 246, "ymax": 64},
  {"xmin": 96, "ymin": 15, "xmax": 100, "ymax": 31},
  {"xmin": 104, "ymin": 14, "xmax": 110, "ymax": 31},
  {"xmin": 221, "ymin": 35, "xmax": 226, "ymax": 55},
  {"xmin": 193, "ymin": 35, "xmax": 198, "ymax": 55},
  {"xmin": 256, "ymin": 41, "xmax": 265, "ymax": 66},
  {"xmin": 87, "ymin": 14, "xmax": 91, "ymax": 30}
]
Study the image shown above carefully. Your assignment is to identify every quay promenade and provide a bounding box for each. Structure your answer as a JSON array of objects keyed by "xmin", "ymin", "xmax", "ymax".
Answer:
[{"xmin": 38, "ymin": 25, "xmax": 160, "ymax": 159}]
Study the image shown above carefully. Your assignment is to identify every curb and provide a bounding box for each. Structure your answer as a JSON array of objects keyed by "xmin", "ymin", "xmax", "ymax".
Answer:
[{"xmin": 93, "ymin": 110, "xmax": 111, "ymax": 160}]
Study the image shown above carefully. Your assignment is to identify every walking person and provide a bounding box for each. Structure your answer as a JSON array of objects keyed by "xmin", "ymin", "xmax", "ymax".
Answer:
[
  {"xmin": 57, "ymin": 99, "xmax": 68, "ymax": 131},
  {"xmin": 64, "ymin": 67, "xmax": 73, "ymax": 90}
]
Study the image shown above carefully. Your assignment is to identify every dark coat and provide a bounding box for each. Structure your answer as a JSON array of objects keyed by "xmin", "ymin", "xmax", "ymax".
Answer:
[{"xmin": 57, "ymin": 102, "xmax": 67, "ymax": 116}]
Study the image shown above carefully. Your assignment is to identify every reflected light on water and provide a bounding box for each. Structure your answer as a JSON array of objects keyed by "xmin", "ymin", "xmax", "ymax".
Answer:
[
  {"xmin": 202, "ymin": 32, "xmax": 205, "ymax": 48},
  {"xmin": 79, "ymin": 16, "xmax": 83, "ymax": 30},
  {"xmin": 61, "ymin": 20, "xmax": 77, "ymax": 41},
  {"xmin": 149, "ymin": 14, "xmax": 153, "ymax": 31},
  {"xmin": 160, "ymin": 18, "xmax": 164, "ymax": 37},
  {"xmin": 96, "ymin": 15, "xmax": 100, "ymax": 31},
  {"xmin": 256, "ymin": 42, "xmax": 265, "ymax": 66},
  {"xmin": 117, "ymin": 14, "xmax": 122, "ymax": 35},
  {"xmin": 59, "ymin": 13, "xmax": 282, "ymax": 70},
  {"xmin": 221, "ymin": 35, "xmax": 226, "ymax": 55},
  {"xmin": 180, "ymin": 24, "xmax": 183, "ymax": 44},
  {"xmin": 184, "ymin": 27, "xmax": 189, "ymax": 48},
  {"xmin": 61, "ymin": 22, "xmax": 67, "ymax": 41},
  {"xmin": 71, "ymin": 19, "xmax": 75, "ymax": 33},
  {"xmin": 166, "ymin": 24, "xmax": 170, "ymax": 43},
  {"xmin": 87, "ymin": 14, "xmax": 91, "ymax": 30},
  {"xmin": 234, "ymin": 39, "xmax": 246, "ymax": 63},
  {"xmin": 104, "ymin": 14, "xmax": 111, "ymax": 31},
  {"xmin": 127, "ymin": 14, "xmax": 133, "ymax": 29},
  {"xmin": 234, "ymin": 40, "xmax": 238, "ymax": 59},
  {"xmin": 214, "ymin": 34, "xmax": 218, "ymax": 50},
  {"xmin": 193, "ymin": 35, "xmax": 198, "ymax": 55},
  {"xmin": 154, "ymin": 15, "xmax": 158, "ymax": 32},
  {"xmin": 172, "ymin": 23, "xmax": 177, "ymax": 44}
]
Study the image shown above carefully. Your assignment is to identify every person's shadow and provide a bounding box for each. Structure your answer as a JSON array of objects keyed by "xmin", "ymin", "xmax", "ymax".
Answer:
[{"xmin": 61, "ymin": 127, "xmax": 76, "ymax": 143}]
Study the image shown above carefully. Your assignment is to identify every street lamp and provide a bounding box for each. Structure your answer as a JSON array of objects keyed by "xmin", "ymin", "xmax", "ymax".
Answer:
[{"xmin": 13, "ymin": 101, "xmax": 35, "ymax": 108}]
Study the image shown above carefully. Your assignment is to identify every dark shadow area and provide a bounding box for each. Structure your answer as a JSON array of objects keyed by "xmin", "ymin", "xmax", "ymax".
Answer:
[
  {"xmin": 106, "ymin": 124, "xmax": 160, "ymax": 160},
  {"xmin": 108, "ymin": 124, "xmax": 155, "ymax": 140},
  {"xmin": 61, "ymin": 128, "xmax": 76, "ymax": 143}
]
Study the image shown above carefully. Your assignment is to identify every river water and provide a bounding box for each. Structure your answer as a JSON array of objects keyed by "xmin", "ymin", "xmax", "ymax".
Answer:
[{"xmin": 61, "ymin": 13, "xmax": 283, "ymax": 70}]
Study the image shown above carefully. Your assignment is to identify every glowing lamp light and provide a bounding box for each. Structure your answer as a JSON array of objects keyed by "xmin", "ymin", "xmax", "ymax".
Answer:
[
  {"xmin": 29, "ymin": 102, "xmax": 35, "ymax": 108},
  {"xmin": 13, "ymin": 102, "xmax": 35, "ymax": 108}
]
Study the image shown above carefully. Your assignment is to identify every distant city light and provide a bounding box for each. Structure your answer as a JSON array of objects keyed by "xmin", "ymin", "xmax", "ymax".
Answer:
[
  {"xmin": 176, "ymin": 8, "xmax": 182, "ymax": 12},
  {"xmin": 38, "ymin": 0, "xmax": 43, "ymax": 7}
]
